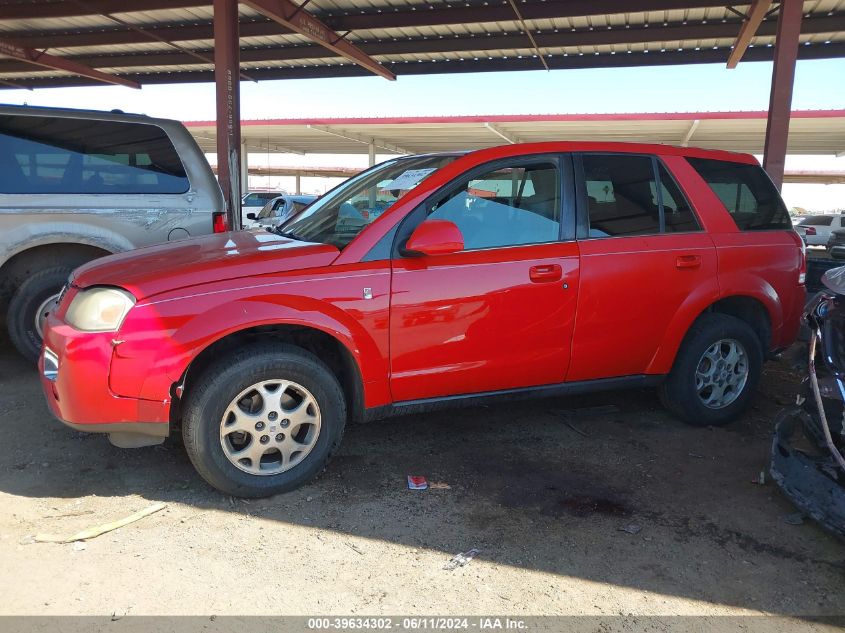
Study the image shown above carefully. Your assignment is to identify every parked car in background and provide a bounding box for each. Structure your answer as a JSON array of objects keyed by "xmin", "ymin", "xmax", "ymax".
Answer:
[
  {"xmin": 0, "ymin": 105, "xmax": 225, "ymax": 363},
  {"xmin": 40, "ymin": 142, "xmax": 804, "ymax": 497},
  {"xmin": 827, "ymin": 228, "xmax": 845, "ymax": 260},
  {"xmin": 794, "ymin": 214, "xmax": 844, "ymax": 247},
  {"xmin": 246, "ymin": 194, "xmax": 317, "ymax": 228},
  {"xmin": 241, "ymin": 191, "xmax": 284, "ymax": 225}
]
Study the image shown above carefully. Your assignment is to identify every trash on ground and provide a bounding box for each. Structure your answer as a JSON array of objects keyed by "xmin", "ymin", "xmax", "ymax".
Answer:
[
  {"xmin": 443, "ymin": 548, "xmax": 481, "ymax": 571},
  {"xmin": 71, "ymin": 541, "xmax": 87, "ymax": 551},
  {"xmin": 407, "ymin": 475, "xmax": 428, "ymax": 490},
  {"xmin": 783, "ymin": 512, "xmax": 805, "ymax": 525},
  {"xmin": 574, "ymin": 404, "xmax": 619, "ymax": 416},
  {"xmin": 345, "ymin": 542, "xmax": 363, "ymax": 555},
  {"xmin": 618, "ymin": 523, "xmax": 643, "ymax": 535},
  {"xmin": 34, "ymin": 502, "xmax": 167, "ymax": 543},
  {"xmin": 566, "ymin": 421, "xmax": 589, "ymax": 437},
  {"xmin": 429, "ymin": 481, "xmax": 451, "ymax": 490},
  {"xmin": 751, "ymin": 470, "xmax": 766, "ymax": 485}
]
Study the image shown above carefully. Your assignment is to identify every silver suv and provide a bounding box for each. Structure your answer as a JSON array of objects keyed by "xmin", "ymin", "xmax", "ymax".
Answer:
[{"xmin": 0, "ymin": 105, "xmax": 225, "ymax": 362}]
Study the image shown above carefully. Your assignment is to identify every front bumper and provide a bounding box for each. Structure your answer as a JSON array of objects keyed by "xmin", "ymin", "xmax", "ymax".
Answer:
[
  {"xmin": 39, "ymin": 317, "xmax": 170, "ymax": 447},
  {"xmin": 771, "ymin": 408, "xmax": 845, "ymax": 541}
]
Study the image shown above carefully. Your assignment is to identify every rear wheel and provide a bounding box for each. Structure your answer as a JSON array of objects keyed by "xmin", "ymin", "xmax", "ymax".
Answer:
[
  {"xmin": 182, "ymin": 343, "xmax": 346, "ymax": 497},
  {"xmin": 659, "ymin": 313, "xmax": 763, "ymax": 427},
  {"xmin": 7, "ymin": 266, "xmax": 72, "ymax": 364}
]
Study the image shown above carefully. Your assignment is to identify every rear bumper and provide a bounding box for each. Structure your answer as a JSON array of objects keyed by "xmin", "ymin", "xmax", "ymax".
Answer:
[{"xmin": 39, "ymin": 318, "xmax": 170, "ymax": 441}]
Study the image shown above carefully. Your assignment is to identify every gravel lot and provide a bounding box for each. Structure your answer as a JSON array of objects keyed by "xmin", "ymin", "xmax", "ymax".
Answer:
[{"xmin": 0, "ymin": 340, "xmax": 843, "ymax": 625}]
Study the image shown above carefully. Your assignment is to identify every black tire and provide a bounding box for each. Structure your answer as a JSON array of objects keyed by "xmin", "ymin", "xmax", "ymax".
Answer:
[
  {"xmin": 659, "ymin": 313, "xmax": 763, "ymax": 427},
  {"xmin": 182, "ymin": 343, "xmax": 347, "ymax": 497},
  {"xmin": 7, "ymin": 266, "xmax": 73, "ymax": 364}
]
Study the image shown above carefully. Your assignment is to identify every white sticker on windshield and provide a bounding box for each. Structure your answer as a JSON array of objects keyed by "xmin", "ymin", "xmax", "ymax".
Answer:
[{"xmin": 382, "ymin": 168, "xmax": 437, "ymax": 192}]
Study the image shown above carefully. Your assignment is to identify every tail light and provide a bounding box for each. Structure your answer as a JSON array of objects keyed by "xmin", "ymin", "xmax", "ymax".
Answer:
[
  {"xmin": 213, "ymin": 212, "xmax": 228, "ymax": 234},
  {"xmin": 805, "ymin": 227, "xmax": 817, "ymax": 236},
  {"xmin": 360, "ymin": 209, "xmax": 370, "ymax": 220}
]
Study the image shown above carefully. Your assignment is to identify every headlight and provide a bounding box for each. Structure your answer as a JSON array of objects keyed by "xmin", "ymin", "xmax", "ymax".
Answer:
[{"xmin": 65, "ymin": 287, "xmax": 135, "ymax": 332}]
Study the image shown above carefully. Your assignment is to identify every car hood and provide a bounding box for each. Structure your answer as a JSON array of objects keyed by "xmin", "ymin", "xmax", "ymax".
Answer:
[{"xmin": 72, "ymin": 229, "xmax": 340, "ymax": 300}]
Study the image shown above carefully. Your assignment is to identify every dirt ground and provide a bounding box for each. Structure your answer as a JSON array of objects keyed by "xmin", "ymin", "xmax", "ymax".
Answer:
[{"xmin": 0, "ymin": 339, "xmax": 843, "ymax": 625}]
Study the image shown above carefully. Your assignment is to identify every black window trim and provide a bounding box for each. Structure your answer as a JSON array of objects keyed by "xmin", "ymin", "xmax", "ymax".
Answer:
[
  {"xmin": 574, "ymin": 152, "xmax": 702, "ymax": 240},
  {"xmin": 383, "ymin": 152, "xmax": 576, "ymax": 260}
]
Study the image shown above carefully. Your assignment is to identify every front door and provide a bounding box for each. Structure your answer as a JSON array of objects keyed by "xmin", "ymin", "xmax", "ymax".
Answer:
[{"xmin": 389, "ymin": 157, "xmax": 580, "ymax": 402}]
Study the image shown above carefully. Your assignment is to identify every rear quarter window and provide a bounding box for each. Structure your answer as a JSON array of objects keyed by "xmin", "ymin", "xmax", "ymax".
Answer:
[
  {"xmin": 0, "ymin": 114, "xmax": 189, "ymax": 195},
  {"xmin": 686, "ymin": 157, "xmax": 791, "ymax": 231}
]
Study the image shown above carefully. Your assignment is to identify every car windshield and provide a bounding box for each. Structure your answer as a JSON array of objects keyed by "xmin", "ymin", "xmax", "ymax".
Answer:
[
  {"xmin": 277, "ymin": 155, "xmax": 457, "ymax": 249},
  {"xmin": 257, "ymin": 198, "xmax": 284, "ymax": 219}
]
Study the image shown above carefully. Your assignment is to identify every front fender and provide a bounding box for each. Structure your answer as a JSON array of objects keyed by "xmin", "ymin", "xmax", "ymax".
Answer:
[{"xmin": 110, "ymin": 279, "xmax": 391, "ymax": 408}]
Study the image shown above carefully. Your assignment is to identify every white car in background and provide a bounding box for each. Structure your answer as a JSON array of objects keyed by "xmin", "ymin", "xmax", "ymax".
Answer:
[
  {"xmin": 794, "ymin": 214, "xmax": 845, "ymax": 247},
  {"xmin": 241, "ymin": 191, "xmax": 284, "ymax": 225}
]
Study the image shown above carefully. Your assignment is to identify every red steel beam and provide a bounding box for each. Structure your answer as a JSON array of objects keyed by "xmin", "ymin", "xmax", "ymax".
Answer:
[
  {"xmin": 726, "ymin": 0, "xmax": 774, "ymax": 68},
  {"xmin": 0, "ymin": 38, "xmax": 139, "ymax": 88},
  {"xmin": 241, "ymin": 0, "xmax": 396, "ymax": 81},
  {"xmin": 213, "ymin": 0, "xmax": 242, "ymax": 230},
  {"xmin": 762, "ymin": 0, "xmax": 803, "ymax": 189}
]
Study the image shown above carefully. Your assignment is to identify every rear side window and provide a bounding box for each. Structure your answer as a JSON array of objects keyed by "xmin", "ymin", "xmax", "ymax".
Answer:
[
  {"xmin": 579, "ymin": 154, "xmax": 699, "ymax": 237},
  {"xmin": 244, "ymin": 192, "xmax": 278, "ymax": 204},
  {"xmin": 686, "ymin": 157, "xmax": 791, "ymax": 231},
  {"xmin": 799, "ymin": 215, "xmax": 834, "ymax": 226},
  {"xmin": 658, "ymin": 164, "xmax": 699, "ymax": 233},
  {"xmin": 0, "ymin": 115, "xmax": 189, "ymax": 195}
]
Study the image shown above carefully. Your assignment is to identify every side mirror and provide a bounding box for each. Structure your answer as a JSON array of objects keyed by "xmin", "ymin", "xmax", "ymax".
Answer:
[
  {"xmin": 404, "ymin": 219, "xmax": 464, "ymax": 256},
  {"xmin": 246, "ymin": 213, "xmax": 257, "ymax": 220}
]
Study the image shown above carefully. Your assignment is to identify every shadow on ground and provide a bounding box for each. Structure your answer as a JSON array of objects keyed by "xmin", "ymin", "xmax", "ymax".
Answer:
[{"xmin": 0, "ymin": 341, "xmax": 843, "ymax": 616}]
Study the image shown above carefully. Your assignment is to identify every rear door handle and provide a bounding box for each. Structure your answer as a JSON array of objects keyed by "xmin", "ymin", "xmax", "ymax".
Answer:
[
  {"xmin": 529, "ymin": 264, "xmax": 563, "ymax": 283},
  {"xmin": 676, "ymin": 255, "xmax": 702, "ymax": 269}
]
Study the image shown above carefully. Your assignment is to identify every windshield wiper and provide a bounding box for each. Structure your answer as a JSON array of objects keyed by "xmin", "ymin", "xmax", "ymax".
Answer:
[{"xmin": 274, "ymin": 228, "xmax": 310, "ymax": 242}]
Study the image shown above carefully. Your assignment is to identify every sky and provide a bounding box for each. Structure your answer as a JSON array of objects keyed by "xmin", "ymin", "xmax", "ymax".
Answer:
[{"xmin": 3, "ymin": 57, "xmax": 844, "ymax": 209}]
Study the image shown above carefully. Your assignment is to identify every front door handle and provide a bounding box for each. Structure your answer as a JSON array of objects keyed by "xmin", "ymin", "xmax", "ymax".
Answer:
[
  {"xmin": 676, "ymin": 255, "xmax": 702, "ymax": 270},
  {"xmin": 529, "ymin": 264, "xmax": 563, "ymax": 283}
]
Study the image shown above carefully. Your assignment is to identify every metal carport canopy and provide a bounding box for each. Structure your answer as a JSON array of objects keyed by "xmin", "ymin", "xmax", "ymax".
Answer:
[
  {"xmin": 0, "ymin": 0, "xmax": 842, "ymax": 226},
  {"xmin": 184, "ymin": 110, "xmax": 845, "ymax": 155}
]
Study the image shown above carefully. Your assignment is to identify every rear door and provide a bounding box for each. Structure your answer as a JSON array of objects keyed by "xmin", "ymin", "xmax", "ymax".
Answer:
[
  {"xmin": 568, "ymin": 153, "xmax": 718, "ymax": 381},
  {"xmin": 389, "ymin": 155, "xmax": 580, "ymax": 402}
]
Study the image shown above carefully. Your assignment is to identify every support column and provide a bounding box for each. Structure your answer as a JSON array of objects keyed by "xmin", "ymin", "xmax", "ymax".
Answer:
[
  {"xmin": 214, "ymin": 0, "xmax": 242, "ymax": 230},
  {"xmin": 295, "ymin": 173, "xmax": 301, "ymax": 195},
  {"xmin": 762, "ymin": 0, "xmax": 803, "ymax": 190},
  {"xmin": 368, "ymin": 141, "xmax": 376, "ymax": 167},
  {"xmin": 240, "ymin": 140, "xmax": 249, "ymax": 193}
]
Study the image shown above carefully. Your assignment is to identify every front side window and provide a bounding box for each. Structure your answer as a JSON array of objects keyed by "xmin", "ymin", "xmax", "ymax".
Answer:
[
  {"xmin": 0, "ymin": 115, "xmax": 189, "ymax": 194},
  {"xmin": 686, "ymin": 157, "xmax": 791, "ymax": 231},
  {"xmin": 426, "ymin": 162, "xmax": 561, "ymax": 250},
  {"xmin": 280, "ymin": 155, "xmax": 458, "ymax": 249}
]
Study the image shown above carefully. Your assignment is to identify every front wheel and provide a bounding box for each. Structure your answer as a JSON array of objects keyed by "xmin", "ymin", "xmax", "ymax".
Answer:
[
  {"xmin": 659, "ymin": 313, "xmax": 763, "ymax": 427},
  {"xmin": 182, "ymin": 343, "xmax": 347, "ymax": 497}
]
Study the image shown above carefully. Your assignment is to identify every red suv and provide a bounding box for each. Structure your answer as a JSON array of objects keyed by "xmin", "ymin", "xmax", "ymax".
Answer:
[{"xmin": 39, "ymin": 143, "xmax": 805, "ymax": 497}]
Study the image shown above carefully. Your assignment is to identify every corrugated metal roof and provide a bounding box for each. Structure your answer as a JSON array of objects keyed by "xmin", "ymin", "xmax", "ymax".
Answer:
[
  {"xmin": 181, "ymin": 110, "xmax": 845, "ymax": 155},
  {"xmin": 0, "ymin": 1, "xmax": 842, "ymax": 88}
]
